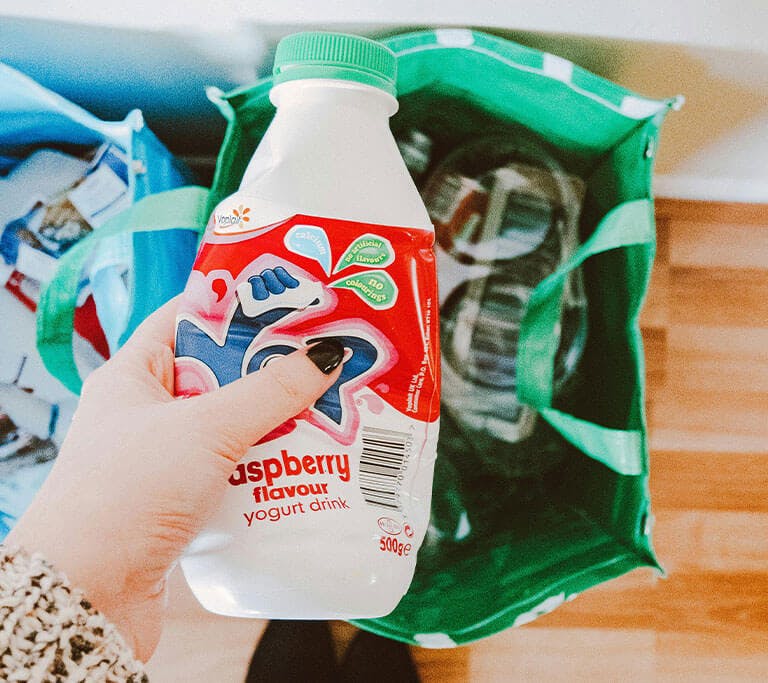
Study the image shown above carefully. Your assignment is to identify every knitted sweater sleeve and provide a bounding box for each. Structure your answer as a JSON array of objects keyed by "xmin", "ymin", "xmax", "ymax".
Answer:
[{"xmin": 0, "ymin": 545, "xmax": 148, "ymax": 682}]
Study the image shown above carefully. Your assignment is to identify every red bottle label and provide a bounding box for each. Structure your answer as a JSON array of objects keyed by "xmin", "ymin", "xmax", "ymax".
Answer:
[{"xmin": 175, "ymin": 213, "xmax": 440, "ymax": 447}]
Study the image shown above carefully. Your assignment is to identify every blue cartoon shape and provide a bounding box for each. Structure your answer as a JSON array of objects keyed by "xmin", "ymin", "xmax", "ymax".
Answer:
[
  {"xmin": 249, "ymin": 266, "xmax": 300, "ymax": 299},
  {"xmin": 176, "ymin": 267, "xmax": 319, "ymax": 388}
]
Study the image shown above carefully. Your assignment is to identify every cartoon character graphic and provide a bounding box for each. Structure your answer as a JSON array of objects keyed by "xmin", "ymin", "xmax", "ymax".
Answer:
[{"xmin": 175, "ymin": 265, "xmax": 387, "ymax": 443}]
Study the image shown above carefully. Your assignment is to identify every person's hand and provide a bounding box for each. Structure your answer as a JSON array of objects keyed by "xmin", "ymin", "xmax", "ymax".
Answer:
[{"xmin": 5, "ymin": 298, "xmax": 344, "ymax": 662}]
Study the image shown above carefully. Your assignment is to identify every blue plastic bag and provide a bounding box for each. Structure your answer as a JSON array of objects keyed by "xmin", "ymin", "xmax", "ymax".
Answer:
[
  {"xmin": 0, "ymin": 62, "xmax": 197, "ymax": 352},
  {"xmin": 0, "ymin": 63, "xmax": 196, "ymax": 540}
]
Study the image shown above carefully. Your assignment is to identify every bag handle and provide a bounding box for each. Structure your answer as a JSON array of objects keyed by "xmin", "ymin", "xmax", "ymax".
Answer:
[
  {"xmin": 517, "ymin": 199, "xmax": 655, "ymax": 476},
  {"xmin": 37, "ymin": 186, "xmax": 210, "ymax": 394}
]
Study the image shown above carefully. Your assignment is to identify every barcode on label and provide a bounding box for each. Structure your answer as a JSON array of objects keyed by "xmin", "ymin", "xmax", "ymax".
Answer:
[{"xmin": 359, "ymin": 426, "xmax": 410, "ymax": 510}]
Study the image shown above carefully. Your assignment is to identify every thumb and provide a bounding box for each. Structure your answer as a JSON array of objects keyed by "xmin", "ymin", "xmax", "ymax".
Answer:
[{"xmin": 183, "ymin": 339, "xmax": 346, "ymax": 458}]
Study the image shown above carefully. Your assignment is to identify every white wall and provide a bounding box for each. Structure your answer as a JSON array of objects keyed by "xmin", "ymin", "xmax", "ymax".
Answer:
[
  {"xmin": 2, "ymin": 2, "xmax": 767, "ymax": 201},
  {"xmin": 609, "ymin": 41, "xmax": 768, "ymax": 202},
  {"xmin": 501, "ymin": 31, "xmax": 768, "ymax": 202},
  {"xmin": 6, "ymin": 1, "xmax": 768, "ymax": 53}
]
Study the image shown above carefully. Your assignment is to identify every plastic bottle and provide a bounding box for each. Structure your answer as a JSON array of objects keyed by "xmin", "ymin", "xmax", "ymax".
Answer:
[
  {"xmin": 174, "ymin": 33, "xmax": 440, "ymax": 619},
  {"xmin": 423, "ymin": 134, "xmax": 587, "ymax": 478},
  {"xmin": 397, "ymin": 129, "xmax": 433, "ymax": 185}
]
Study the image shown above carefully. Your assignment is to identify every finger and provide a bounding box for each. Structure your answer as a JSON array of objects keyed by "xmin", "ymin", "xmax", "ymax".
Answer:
[
  {"xmin": 105, "ymin": 296, "xmax": 181, "ymax": 396},
  {"xmin": 184, "ymin": 339, "xmax": 345, "ymax": 457}
]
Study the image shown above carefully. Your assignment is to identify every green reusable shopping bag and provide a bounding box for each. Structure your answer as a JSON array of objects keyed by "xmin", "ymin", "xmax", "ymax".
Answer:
[
  {"xmin": 37, "ymin": 29, "xmax": 679, "ymax": 645},
  {"xmin": 0, "ymin": 62, "xmax": 193, "ymax": 384}
]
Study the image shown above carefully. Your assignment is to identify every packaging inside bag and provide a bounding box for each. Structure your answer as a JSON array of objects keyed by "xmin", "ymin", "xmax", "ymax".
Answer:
[{"xmin": 350, "ymin": 30, "xmax": 676, "ymax": 645}]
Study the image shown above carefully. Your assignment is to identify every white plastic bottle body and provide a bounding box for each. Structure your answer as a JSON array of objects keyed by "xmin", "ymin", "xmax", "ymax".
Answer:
[
  {"xmin": 238, "ymin": 79, "xmax": 432, "ymax": 229},
  {"xmin": 177, "ymin": 78, "xmax": 439, "ymax": 619}
]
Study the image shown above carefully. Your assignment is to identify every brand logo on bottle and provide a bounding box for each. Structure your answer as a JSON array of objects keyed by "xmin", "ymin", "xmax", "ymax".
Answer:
[{"xmin": 214, "ymin": 204, "xmax": 251, "ymax": 228}]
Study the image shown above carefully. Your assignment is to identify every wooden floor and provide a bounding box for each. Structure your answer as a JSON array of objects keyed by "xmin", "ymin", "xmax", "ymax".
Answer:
[{"xmin": 146, "ymin": 199, "xmax": 768, "ymax": 682}]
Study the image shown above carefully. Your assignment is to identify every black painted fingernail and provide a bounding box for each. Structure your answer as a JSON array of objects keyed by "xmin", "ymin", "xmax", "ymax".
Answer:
[{"xmin": 307, "ymin": 339, "xmax": 345, "ymax": 374}]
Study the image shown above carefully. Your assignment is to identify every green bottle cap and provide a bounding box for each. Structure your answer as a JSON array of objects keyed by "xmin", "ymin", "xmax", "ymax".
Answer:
[{"xmin": 273, "ymin": 32, "xmax": 397, "ymax": 96}]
